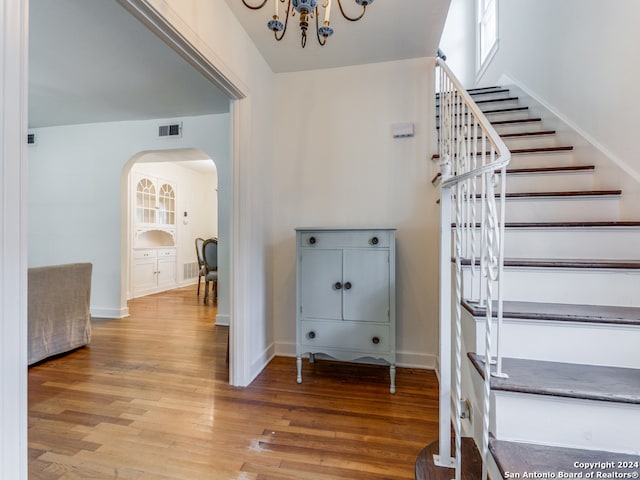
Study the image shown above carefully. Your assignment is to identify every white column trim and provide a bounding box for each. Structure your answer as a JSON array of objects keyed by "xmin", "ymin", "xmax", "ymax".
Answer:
[{"xmin": 0, "ymin": 0, "xmax": 29, "ymax": 478}]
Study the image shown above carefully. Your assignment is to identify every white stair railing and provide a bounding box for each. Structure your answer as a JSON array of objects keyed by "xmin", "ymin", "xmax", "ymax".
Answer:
[{"xmin": 434, "ymin": 58, "xmax": 511, "ymax": 480}]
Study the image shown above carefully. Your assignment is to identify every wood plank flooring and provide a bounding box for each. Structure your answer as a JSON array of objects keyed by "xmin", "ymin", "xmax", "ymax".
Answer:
[{"xmin": 28, "ymin": 285, "xmax": 440, "ymax": 480}]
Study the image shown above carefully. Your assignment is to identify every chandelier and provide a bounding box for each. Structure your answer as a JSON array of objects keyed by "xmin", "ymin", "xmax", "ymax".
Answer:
[{"xmin": 241, "ymin": 0, "xmax": 374, "ymax": 48}]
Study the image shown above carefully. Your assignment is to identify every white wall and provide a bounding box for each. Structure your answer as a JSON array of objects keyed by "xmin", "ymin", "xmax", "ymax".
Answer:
[
  {"xmin": 477, "ymin": 0, "xmax": 640, "ymax": 185},
  {"xmin": 130, "ymin": 160, "xmax": 218, "ymax": 286},
  {"xmin": 28, "ymin": 113, "xmax": 229, "ymax": 317},
  {"xmin": 439, "ymin": 0, "xmax": 476, "ymax": 87},
  {"xmin": 271, "ymin": 58, "xmax": 441, "ymax": 369}
]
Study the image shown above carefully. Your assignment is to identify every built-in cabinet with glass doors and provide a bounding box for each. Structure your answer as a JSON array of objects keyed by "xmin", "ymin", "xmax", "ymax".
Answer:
[{"xmin": 131, "ymin": 173, "xmax": 178, "ymax": 297}]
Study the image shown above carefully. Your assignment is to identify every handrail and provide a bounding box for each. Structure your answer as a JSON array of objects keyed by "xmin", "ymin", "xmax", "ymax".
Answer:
[{"xmin": 434, "ymin": 58, "xmax": 511, "ymax": 480}]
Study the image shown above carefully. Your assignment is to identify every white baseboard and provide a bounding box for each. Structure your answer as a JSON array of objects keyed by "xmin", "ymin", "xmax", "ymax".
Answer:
[
  {"xmin": 250, "ymin": 342, "xmax": 276, "ymax": 381},
  {"xmin": 91, "ymin": 306, "xmax": 129, "ymax": 319},
  {"xmin": 215, "ymin": 313, "xmax": 230, "ymax": 326}
]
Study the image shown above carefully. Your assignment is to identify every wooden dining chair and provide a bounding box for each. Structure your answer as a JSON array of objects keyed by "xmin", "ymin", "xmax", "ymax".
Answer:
[{"xmin": 202, "ymin": 238, "xmax": 218, "ymax": 304}]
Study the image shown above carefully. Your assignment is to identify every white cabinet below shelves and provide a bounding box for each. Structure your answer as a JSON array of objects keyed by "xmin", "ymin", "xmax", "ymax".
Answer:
[
  {"xmin": 132, "ymin": 248, "xmax": 177, "ymax": 298},
  {"xmin": 295, "ymin": 227, "xmax": 397, "ymax": 393}
]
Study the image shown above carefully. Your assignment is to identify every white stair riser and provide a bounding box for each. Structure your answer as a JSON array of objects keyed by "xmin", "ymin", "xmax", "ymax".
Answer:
[
  {"xmin": 502, "ymin": 196, "xmax": 620, "ymax": 222},
  {"xmin": 449, "ymin": 196, "xmax": 621, "ymax": 223},
  {"xmin": 483, "ymin": 110, "xmax": 531, "ymax": 123},
  {"xmin": 455, "ymin": 227, "xmax": 640, "ymax": 259},
  {"xmin": 493, "ymin": 122, "xmax": 545, "ymax": 135},
  {"xmin": 461, "ymin": 268, "xmax": 640, "ymax": 307},
  {"xmin": 506, "ymin": 151, "xmax": 576, "ymax": 168},
  {"xmin": 492, "ymin": 392, "xmax": 640, "ymax": 455},
  {"xmin": 470, "ymin": 91, "xmax": 513, "ymax": 101},
  {"xmin": 503, "ymin": 135, "xmax": 560, "ymax": 151},
  {"xmin": 506, "ymin": 170, "xmax": 595, "ymax": 192},
  {"xmin": 464, "ymin": 311, "xmax": 640, "ymax": 369}
]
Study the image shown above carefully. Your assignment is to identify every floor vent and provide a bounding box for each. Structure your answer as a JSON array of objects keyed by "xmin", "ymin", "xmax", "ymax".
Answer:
[
  {"xmin": 158, "ymin": 122, "xmax": 182, "ymax": 139},
  {"xmin": 183, "ymin": 261, "xmax": 198, "ymax": 279}
]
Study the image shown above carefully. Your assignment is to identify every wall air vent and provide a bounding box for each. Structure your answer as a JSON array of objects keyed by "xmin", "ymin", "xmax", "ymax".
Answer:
[
  {"xmin": 158, "ymin": 122, "xmax": 182, "ymax": 139},
  {"xmin": 27, "ymin": 132, "xmax": 36, "ymax": 146}
]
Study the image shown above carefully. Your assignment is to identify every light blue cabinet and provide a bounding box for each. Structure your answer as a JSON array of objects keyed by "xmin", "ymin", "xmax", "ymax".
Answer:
[{"xmin": 295, "ymin": 228, "xmax": 397, "ymax": 393}]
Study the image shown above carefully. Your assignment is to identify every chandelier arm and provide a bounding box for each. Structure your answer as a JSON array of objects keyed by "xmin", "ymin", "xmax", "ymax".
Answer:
[
  {"xmin": 241, "ymin": 0, "xmax": 269, "ymax": 10},
  {"xmin": 315, "ymin": 7, "xmax": 328, "ymax": 46},
  {"xmin": 274, "ymin": 0, "xmax": 291, "ymax": 41},
  {"xmin": 336, "ymin": 0, "xmax": 366, "ymax": 22}
]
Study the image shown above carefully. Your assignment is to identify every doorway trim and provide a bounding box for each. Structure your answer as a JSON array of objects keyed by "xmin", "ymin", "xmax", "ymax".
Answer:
[
  {"xmin": 1, "ymin": 1, "xmax": 29, "ymax": 478},
  {"xmin": 116, "ymin": 0, "xmax": 250, "ymax": 387}
]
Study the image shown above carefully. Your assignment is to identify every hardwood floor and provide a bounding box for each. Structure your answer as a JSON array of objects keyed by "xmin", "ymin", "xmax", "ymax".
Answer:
[{"xmin": 28, "ymin": 286, "xmax": 440, "ymax": 479}]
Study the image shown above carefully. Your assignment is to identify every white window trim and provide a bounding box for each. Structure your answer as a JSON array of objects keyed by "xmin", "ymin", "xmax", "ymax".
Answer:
[{"xmin": 476, "ymin": 0, "xmax": 499, "ymax": 82}]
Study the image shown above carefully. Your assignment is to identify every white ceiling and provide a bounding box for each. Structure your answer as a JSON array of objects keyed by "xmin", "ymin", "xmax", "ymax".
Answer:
[
  {"xmin": 223, "ymin": 0, "xmax": 452, "ymax": 73},
  {"xmin": 29, "ymin": 0, "xmax": 451, "ymax": 128},
  {"xmin": 29, "ymin": 0, "xmax": 231, "ymax": 129}
]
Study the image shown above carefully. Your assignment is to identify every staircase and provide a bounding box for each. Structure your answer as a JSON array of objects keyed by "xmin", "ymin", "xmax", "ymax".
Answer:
[{"xmin": 417, "ymin": 85, "xmax": 640, "ymax": 479}]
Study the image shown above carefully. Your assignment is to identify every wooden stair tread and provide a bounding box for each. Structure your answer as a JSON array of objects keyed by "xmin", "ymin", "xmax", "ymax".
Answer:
[
  {"xmin": 436, "ymin": 190, "xmax": 622, "ymax": 204},
  {"xmin": 449, "ymin": 130, "xmax": 557, "ymax": 141},
  {"xmin": 492, "ymin": 117, "xmax": 542, "ymax": 126},
  {"xmin": 435, "ymin": 86, "xmax": 507, "ymax": 97},
  {"xmin": 501, "ymin": 129, "xmax": 556, "ymax": 138},
  {"xmin": 468, "ymin": 353, "xmax": 640, "ymax": 404},
  {"xmin": 467, "ymin": 85, "xmax": 504, "ymax": 93},
  {"xmin": 459, "ymin": 257, "xmax": 640, "ymax": 269},
  {"xmin": 431, "ymin": 145, "xmax": 574, "ymax": 159},
  {"xmin": 436, "ymin": 106, "xmax": 528, "ymax": 119},
  {"xmin": 436, "ymin": 96, "xmax": 518, "ymax": 107},
  {"xmin": 505, "ymin": 165, "xmax": 593, "ymax": 174},
  {"xmin": 431, "ymin": 165, "xmax": 594, "ymax": 185},
  {"xmin": 490, "ymin": 438, "xmax": 640, "ymax": 478},
  {"xmin": 501, "ymin": 189, "xmax": 621, "ymax": 198},
  {"xmin": 436, "ymin": 117, "xmax": 542, "ymax": 129},
  {"xmin": 455, "ymin": 221, "xmax": 640, "ymax": 228},
  {"xmin": 462, "ymin": 299, "xmax": 640, "ymax": 326},
  {"xmin": 414, "ymin": 438, "xmax": 482, "ymax": 480}
]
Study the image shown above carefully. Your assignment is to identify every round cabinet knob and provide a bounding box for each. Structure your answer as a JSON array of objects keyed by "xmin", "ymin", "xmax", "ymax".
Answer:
[
  {"xmin": 307, "ymin": 331, "xmax": 316, "ymax": 339},
  {"xmin": 309, "ymin": 236, "xmax": 316, "ymax": 245},
  {"xmin": 334, "ymin": 282, "xmax": 342, "ymax": 290},
  {"xmin": 344, "ymin": 281, "xmax": 352, "ymax": 290},
  {"xmin": 370, "ymin": 236, "xmax": 379, "ymax": 245},
  {"xmin": 372, "ymin": 336, "xmax": 380, "ymax": 345}
]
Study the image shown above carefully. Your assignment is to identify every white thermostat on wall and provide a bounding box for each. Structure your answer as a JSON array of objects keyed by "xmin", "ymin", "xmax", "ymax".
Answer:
[{"xmin": 392, "ymin": 122, "xmax": 414, "ymax": 138}]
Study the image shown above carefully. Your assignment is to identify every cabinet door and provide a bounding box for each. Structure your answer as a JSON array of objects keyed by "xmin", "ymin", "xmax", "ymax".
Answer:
[
  {"xmin": 133, "ymin": 257, "xmax": 157, "ymax": 294},
  {"xmin": 343, "ymin": 249, "xmax": 390, "ymax": 323},
  {"xmin": 157, "ymin": 256, "xmax": 176, "ymax": 289},
  {"xmin": 300, "ymin": 248, "xmax": 342, "ymax": 321}
]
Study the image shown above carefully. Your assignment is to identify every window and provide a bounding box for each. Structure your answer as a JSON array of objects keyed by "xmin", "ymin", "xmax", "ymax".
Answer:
[{"xmin": 477, "ymin": 0, "xmax": 498, "ymax": 76}]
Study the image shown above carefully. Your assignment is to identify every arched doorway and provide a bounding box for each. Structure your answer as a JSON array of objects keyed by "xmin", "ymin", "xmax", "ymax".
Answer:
[{"xmin": 120, "ymin": 148, "xmax": 230, "ymax": 328}]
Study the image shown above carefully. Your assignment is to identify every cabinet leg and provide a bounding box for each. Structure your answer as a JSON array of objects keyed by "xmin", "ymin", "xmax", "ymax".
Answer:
[
  {"xmin": 296, "ymin": 356, "xmax": 302, "ymax": 384},
  {"xmin": 390, "ymin": 364, "xmax": 396, "ymax": 394}
]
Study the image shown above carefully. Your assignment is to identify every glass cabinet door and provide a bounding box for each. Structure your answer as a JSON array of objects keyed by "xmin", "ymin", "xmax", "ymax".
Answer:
[
  {"xmin": 157, "ymin": 183, "xmax": 175, "ymax": 226},
  {"xmin": 136, "ymin": 178, "xmax": 156, "ymax": 224}
]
